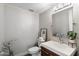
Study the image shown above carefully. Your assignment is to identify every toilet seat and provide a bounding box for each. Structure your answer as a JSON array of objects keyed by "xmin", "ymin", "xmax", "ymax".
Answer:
[
  {"xmin": 28, "ymin": 37, "xmax": 45, "ymax": 55},
  {"xmin": 28, "ymin": 46, "xmax": 40, "ymax": 54}
]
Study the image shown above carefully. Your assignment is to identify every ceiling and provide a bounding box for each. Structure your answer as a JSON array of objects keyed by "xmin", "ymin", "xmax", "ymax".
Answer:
[{"xmin": 7, "ymin": 3, "xmax": 57, "ymax": 14}]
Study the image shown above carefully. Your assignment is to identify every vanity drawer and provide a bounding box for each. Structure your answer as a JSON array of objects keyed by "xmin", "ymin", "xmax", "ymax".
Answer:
[
  {"xmin": 41, "ymin": 46, "xmax": 59, "ymax": 56},
  {"xmin": 41, "ymin": 49, "xmax": 50, "ymax": 56}
]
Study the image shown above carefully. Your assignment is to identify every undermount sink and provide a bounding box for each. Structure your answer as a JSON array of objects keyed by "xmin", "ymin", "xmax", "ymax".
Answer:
[{"xmin": 40, "ymin": 41, "xmax": 76, "ymax": 56}]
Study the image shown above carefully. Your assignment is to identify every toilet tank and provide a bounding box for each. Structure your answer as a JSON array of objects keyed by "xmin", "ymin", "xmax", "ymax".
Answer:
[{"xmin": 38, "ymin": 37, "xmax": 45, "ymax": 46}]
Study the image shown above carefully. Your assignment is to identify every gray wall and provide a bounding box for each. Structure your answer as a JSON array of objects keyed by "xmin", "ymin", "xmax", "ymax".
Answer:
[
  {"xmin": 0, "ymin": 4, "xmax": 5, "ymax": 51},
  {"xmin": 39, "ymin": 10, "xmax": 53, "ymax": 40},
  {"xmin": 73, "ymin": 4, "xmax": 79, "ymax": 49},
  {"xmin": 4, "ymin": 4, "xmax": 39, "ymax": 55},
  {"xmin": 0, "ymin": 4, "xmax": 39, "ymax": 55}
]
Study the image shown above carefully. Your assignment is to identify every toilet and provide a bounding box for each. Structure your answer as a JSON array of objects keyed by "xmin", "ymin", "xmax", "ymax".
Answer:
[
  {"xmin": 28, "ymin": 37, "xmax": 45, "ymax": 56},
  {"xmin": 28, "ymin": 28, "xmax": 47, "ymax": 56},
  {"xmin": 28, "ymin": 46, "xmax": 40, "ymax": 56}
]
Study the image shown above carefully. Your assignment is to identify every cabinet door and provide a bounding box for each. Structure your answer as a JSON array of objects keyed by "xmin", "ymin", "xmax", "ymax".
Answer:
[{"xmin": 41, "ymin": 46, "xmax": 59, "ymax": 56}]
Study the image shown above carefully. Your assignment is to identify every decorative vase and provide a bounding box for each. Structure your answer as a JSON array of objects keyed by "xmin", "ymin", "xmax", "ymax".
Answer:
[{"xmin": 68, "ymin": 39, "xmax": 76, "ymax": 43}]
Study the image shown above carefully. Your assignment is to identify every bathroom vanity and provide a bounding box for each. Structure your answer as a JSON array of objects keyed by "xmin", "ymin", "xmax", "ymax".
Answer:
[
  {"xmin": 40, "ymin": 41, "xmax": 77, "ymax": 56},
  {"xmin": 41, "ymin": 46, "xmax": 59, "ymax": 56}
]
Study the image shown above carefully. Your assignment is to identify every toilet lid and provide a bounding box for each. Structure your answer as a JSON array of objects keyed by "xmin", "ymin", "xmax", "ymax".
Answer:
[{"xmin": 29, "ymin": 46, "xmax": 40, "ymax": 52}]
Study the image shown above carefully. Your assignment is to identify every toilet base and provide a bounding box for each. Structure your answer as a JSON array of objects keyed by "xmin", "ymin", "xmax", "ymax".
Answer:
[{"xmin": 31, "ymin": 52, "xmax": 41, "ymax": 56}]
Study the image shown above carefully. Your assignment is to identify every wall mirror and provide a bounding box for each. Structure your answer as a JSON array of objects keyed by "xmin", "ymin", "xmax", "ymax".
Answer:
[{"xmin": 52, "ymin": 6, "xmax": 73, "ymax": 38}]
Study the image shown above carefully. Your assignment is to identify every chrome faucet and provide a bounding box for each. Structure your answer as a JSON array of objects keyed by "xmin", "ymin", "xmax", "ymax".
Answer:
[{"xmin": 56, "ymin": 33, "xmax": 64, "ymax": 43}]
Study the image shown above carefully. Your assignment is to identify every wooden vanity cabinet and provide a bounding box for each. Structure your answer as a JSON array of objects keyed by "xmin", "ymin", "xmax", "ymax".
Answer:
[{"xmin": 41, "ymin": 46, "xmax": 59, "ymax": 56}]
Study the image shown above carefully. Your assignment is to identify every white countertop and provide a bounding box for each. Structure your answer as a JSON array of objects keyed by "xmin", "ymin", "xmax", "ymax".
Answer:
[{"xmin": 40, "ymin": 41, "xmax": 76, "ymax": 56}]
